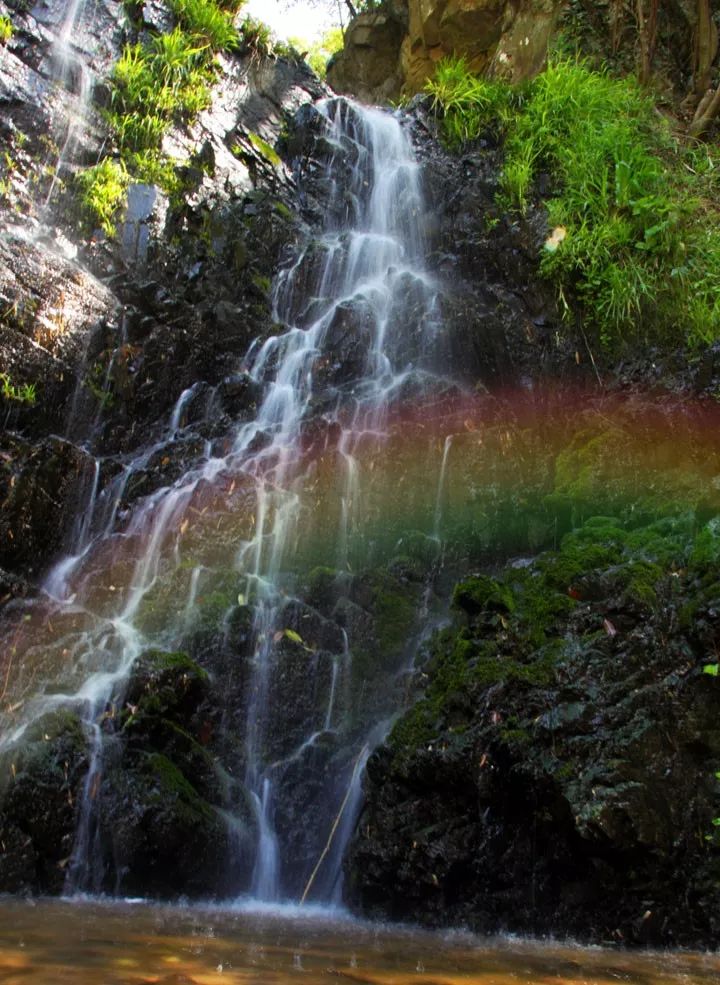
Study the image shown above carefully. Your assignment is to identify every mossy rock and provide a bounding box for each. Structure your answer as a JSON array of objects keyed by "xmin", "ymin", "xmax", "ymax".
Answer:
[
  {"xmin": 123, "ymin": 648, "xmax": 210, "ymax": 728},
  {"xmin": 452, "ymin": 574, "xmax": 514, "ymax": 616},
  {"xmin": 0, "ymin": 709, "xmax": 89, "ymax": 893},
  {"xmin": 98, "ymin": 749, "xmax": 255, "ymax": 899}
]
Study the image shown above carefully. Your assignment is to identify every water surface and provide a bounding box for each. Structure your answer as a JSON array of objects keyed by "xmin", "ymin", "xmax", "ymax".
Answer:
[{"xmin": 0, "ymin": 899, "xmax": 717, "ymax": 985}]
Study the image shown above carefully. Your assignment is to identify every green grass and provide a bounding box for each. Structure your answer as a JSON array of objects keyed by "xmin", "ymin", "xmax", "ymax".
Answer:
[
  {"xmin": 0, "ymin": 15, "xmax": 12, "ymax": 44},
  {"xmin": 426, "ymin": 56, "xmax": 516, "ymax": 150},
  {"xmin": 75, "ymin": 158, "xmax": 129, "ymax": 236},
  {"xmin": 108, "ymin": 30, "xmax": 214, "ymax": 150},
  {"xmin": 427, "ymin": 56, "xmax": 720, "ymax": 349},
  {"xmin": 77, "ymin": 2, "xmax": 245, "ymax": 225},
  {"xmin": 0, "ymin": 373, "xmax": 36, "ymax": 404},
  {"xmin": 168, "ymin": 0, "xmax": 238, "ymax": 51}
]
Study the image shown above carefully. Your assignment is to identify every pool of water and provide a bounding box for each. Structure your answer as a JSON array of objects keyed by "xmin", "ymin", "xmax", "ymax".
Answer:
[{"xmin": 0, "ymin": 898, "xmax": 717, "ymax": 985}]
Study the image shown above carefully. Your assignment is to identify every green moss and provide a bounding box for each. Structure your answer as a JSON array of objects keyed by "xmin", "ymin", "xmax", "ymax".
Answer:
[
  {"xmin": 453, "ymin": 574, "xmax": 515, "ymax": 617},
  {"xmin": 619, "ymin": 559, "xmax": 663, "ymax": 609},
  {"xmin": 500, "ymin": 727, "xmax": 532, "ymax": 748},
  {"xmin": 0, "ymin": 710, "xmax": 86, "ymax": 797},
  {"xmin": 388, "ymin": 699, "xmax": 439, "ymax": 752},
  {"xmin": 554, "ymin": 760, "xmax": 577, "ymax": 781},
  {"xmin": 691, "ymin": 520, "xmax": 720, "ymax": 570},
  {"xmin": 273, "ymin": 200, "xmax": 293, "ymax": 220},
  {"xmin": 142, "ymin": 752, "xmax": 212, "ymax": 819},
  {"xmin": 248, "ymin": 132, "xmax": 281, "ymax": 168}
]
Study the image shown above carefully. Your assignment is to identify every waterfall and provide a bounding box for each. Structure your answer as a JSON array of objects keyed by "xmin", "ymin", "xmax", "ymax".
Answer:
[
  {"xmin": 33, "ymin": 0, "xmax": 97, "ymax": 218},
  {"xmin": 0, "ymin": 96, "xmax": 456, "ymax": 902}
]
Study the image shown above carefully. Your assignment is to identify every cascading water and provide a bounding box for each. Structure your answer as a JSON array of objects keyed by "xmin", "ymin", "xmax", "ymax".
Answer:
[
  {"xmin": 0, "ymin": 96, "xmax": 459, "ymax": 902},
  {"xmin": 38, "ymin": 0, "xmax": 96, "ymax": 216}
]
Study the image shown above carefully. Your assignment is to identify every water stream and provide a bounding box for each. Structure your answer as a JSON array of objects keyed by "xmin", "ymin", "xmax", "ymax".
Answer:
[
  {"xmin": 32, "ymin": 0, "xmax": 97, "ymax": 216},
  {"xmin": 0, "ymin": 96, "xmax": 460, "ymax": 901}
]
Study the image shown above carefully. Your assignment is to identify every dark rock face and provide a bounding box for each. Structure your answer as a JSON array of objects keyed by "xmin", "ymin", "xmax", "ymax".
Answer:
[
  {"xmin": 0, "ymin": 435, "xmax": 97, "ymax": 576},
  {"xmin": 91, "ymin": 649, "xmax": 258, "ymax": 899},
  {"xmin": 0, "ymin": 710, "xmax": 90, "ymax": 894},
  {"xmin": 346, "ymin": 512, "xmax": 720, "ymax": 947}
]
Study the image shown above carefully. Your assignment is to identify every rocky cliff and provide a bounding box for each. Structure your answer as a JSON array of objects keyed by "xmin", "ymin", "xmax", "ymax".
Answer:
[
  {"xmin": 328, "ymin": 0, "xmax": 563, "ymax": 103},
  {"xmin": 0, "ymin": 0, "xmax": 564, "ymax": 901},
  {"xmin": 0, "ymin": 0, "xmax": 719, "ymax": 948}
]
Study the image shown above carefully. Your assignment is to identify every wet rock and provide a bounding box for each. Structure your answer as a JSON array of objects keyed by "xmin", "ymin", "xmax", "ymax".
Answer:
[
  {"xmin": 0, "ymin": 709, "xmax": 89, "ymax": 894},
  {"xmin": 95, "ymin": 649, "xmax": 258, "ymax": 898},
  {"xmin": 120, "ymin": 436, "xmax": 207, "ymax": 507},
  {"xmin": 215, "ymin": 371, "xmax": 262, "ymax": 420},
  {"xmin": 0, "ymin": 230, "xmax": 120, "ymax": 439},
  {"xmin": 0, "ymin": 566, "xmax": 34, "ymax": 603},
  {"xmin": 345, "ymin": 514, "xmax": 720, "ymax": 947},
  {"xmin": 0, "ymin": 435, "xmax": 96, "ymax": 577},
  {"xmin": 316, "ymin": 298, "xmax": 376, "ymax": 387}
]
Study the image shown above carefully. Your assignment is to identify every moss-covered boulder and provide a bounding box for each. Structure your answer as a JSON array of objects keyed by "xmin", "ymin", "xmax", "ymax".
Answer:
[{"xmin": 90, "ymin": 648, "xmax": 257, "ymax": 898}]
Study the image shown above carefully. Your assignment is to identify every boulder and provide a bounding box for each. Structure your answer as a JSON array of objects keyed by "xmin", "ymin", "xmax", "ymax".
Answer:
[
  {"xmin": 327, "ymin": 1, "xmax": 564, "ymax": 103},
  {"xmin": 0, "ymin": 710, "xmax": 89, "ymax": 894}
]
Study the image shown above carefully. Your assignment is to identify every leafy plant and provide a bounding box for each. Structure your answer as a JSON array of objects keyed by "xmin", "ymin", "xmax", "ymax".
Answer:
[
  {"xmin": 168, "ymin": 0, "xmax": 238, "ymax": 52},
  {"xmin": 0, "ymin": 373, "xmax": 36, "ymax": 404},
  {"xmin": 238, "ymin": 15, "xmax": 275, "ymax": 58},
  {"xmin": 0, "ymin": 14, "xmax": 13, "ymax": 44},
  {"xmin": 75, "ymin": 158, "xmax": 129, "ymax": 236},
  {"xmin": 426, "ymin": 57, "xmax": 516, "ymax": 150}
]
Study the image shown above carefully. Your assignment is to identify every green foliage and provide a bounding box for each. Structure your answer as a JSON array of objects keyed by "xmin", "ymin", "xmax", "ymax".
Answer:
[
  {"xmin": 239, "ymin": 15, "xmax": 274, "ymax": 57},
  {"xmin": 0, "ymin": 14, "xmax": 13, "ymax": 43},
  {"xmin": 80, "ymin": 2, "xmax": 244, "ymax": 225},
  {"xmin": 125, "ymin": 150, "xmax": 182, "ymax": 195},
  {"xmin": 0, "ymin": 372, "xmax": 36, "ymax": 404},
  {"xmin": 75, "ymin": 158, "xmax": 129, "ymax": 236},
  {"xmin": 108, "ymin": 29, "xmax": 213, "ymax": 151},
  {"xmin": 427, "ymin": 56, "xmax": 720, "ymax": 348},
  {"xmin": 288, "ymin": 27, "xmax": 344, "ymax": 79},
  {"xmin": 426, "ymin": 57, "xmax": 515, "ymax": 151},
  {"xmin": 168, "ymin": 0, "xmax": 238, "ymax": 50}
]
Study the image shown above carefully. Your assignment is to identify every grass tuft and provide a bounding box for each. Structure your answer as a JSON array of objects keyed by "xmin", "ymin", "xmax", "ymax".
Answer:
[
  {"xmin": 75, "ymin": 158, "xmax": 129, "ymax": 236},
  {"xmin": 427, "ymin": 56, "xmax": 720, "ymax": 349}
]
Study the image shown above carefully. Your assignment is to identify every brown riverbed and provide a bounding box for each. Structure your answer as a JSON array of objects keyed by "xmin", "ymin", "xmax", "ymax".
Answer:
[{"xmin": 0, "ymin": 898, "xmax": 717, "ymax": 985}]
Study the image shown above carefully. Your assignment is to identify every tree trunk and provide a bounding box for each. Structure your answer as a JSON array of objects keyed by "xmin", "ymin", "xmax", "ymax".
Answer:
[{"xmin": 693, "ymin": 0, "xmax": 716, "ymax": 96}]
